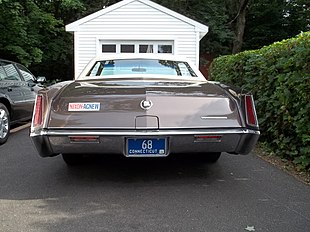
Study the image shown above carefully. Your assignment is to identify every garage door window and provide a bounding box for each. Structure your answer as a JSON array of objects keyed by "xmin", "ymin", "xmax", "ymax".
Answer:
[
  {"xmin": 121, "ymin": 45, "xmax": 135, "ymax": 53},
  {"xmin": 139, "ymin": 45, "xmax": 154, "ymax": 53},
  {"xmin": 158, "ymin": 45, "xmax": 172, "ymax": 53},
  {"xmin": 100, "ymin": 41, "xmax": 173, "ymax": 54},
  {"xmin": 102, "ymin": 44, "xmax": 116, "ymax": 53}
]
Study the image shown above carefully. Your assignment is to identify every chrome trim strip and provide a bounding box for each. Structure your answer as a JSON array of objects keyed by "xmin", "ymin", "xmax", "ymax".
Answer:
[
  {"xmin": 201, "ymin": 116, "xmax": 228, "ymax": 120},
  {"xmin": 31, "ymin": 128, "xmax": 260, "ymax": 137},
  {"xmin": 14, "ymin": 99, "xmax": 35, "ymax": 103}
]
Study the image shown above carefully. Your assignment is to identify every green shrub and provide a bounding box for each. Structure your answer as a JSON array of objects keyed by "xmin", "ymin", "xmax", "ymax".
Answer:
[{"xmin": 209, "ymin": 32, "xmax": 310, "ymax": 170}]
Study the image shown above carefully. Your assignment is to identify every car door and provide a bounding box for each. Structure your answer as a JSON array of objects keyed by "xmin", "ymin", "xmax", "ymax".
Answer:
[
  {"xmin": 0, "ymin": 61, "xmax": 35, "ymax": 122},
  {"xmin": 15, "ymin": 63, "xmax": 37, "ymax": 103}
]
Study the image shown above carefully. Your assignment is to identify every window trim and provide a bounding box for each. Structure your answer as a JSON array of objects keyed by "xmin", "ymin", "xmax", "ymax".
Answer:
[
  {"xmin": 99, "ymin": 40, "xmax": 174, "ymax": 55},
  {"xmin": 15, "ymin": 63, "xmax": 36, "ymax": 82}
]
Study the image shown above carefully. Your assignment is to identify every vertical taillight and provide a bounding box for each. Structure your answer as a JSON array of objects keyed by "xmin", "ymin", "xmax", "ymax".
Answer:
[
  {"xmin": 33, "ymin": 95, "xmax": 43, "ymax": 127},
  {"xmin": 245, "ymin": 95, "xmax": 258, "ymax": 127}
]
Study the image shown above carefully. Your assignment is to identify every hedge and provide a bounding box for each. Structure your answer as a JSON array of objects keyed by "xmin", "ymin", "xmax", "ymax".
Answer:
[{"xmin": 209, "ymin": 32, "xmax": 310, "ymax": 170}]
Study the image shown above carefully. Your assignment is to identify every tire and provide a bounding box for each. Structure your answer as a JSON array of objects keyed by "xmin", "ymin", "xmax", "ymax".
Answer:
[
  {"xmin": 62, "ymin": 153, "xmax": 84, "ymax": 166},
  {"xmin": 198, "ymin": 152, "xmax": 221, "ymax": 163},
  {"xmin": 0, "ymin": 103, "xmax": 10, "ymax": 145}
]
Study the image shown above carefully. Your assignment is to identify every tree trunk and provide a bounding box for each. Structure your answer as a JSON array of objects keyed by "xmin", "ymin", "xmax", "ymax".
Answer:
[
  {"xmin": 232, "ymin": 6, "xmax": 246, "ymax": 54},
  {"xmin": 231, "ymin": 0, "xmax": 250, "ymax": 54}
]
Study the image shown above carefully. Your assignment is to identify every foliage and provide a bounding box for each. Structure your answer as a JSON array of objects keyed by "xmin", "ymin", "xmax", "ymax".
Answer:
[
  {"xmin": 209, "ymin": 32, "xmax": 310, "ymax": 170},
  {"xmin": 0, "ymin": 0, "xmax": 309, "ymax": 80},
  {"xmin": 155, "ymin": 0, "xmax": 234, "ymax": 55},
  {"xmin": 155, "ymin": 0, "xmax": 309, "ymax": 55},
  {"xmin": 0, "ymin": 0, "xmax": 85, "ymax": 80},
  {"xmin": 0, "ymin": 0, "xmax": 62, "ymax": 66},
  {"xmin": 244, "ymin": 0, "xmax": 310, "ymax": 51}
]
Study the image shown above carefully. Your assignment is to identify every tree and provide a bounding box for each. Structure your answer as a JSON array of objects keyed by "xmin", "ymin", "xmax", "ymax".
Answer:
[
  {"xmin": 227, "ymin": 0, "xmax": 251, "ymax": 54},
  {"xmin": 284, "ymin": 0, "xmax": 310, "ymax": 36},
  {"xmin": 35, "ymin": 0, "xmax": 85, "ymax": 24},
  {"xmin": 29, "ymin": 0, "xmax": 85, "ymax": 80},
  {"xmin": 1, "ymin": 0, "xmax": 308, "ymax": 80},
  {"xmin": 155, "ymin": 0, "xmax": 233, "ymax": 55},
  {"xmin": 81, "ymin": 0, "xmax": 120, "ymax": 16},
  {"xmin": 243, "ymin": 0, "xmax": 310, "ymax": 51},
  {"xmin": 0, "ymin": 0, "xmax": 86, "ymax": 80},
  {"xmin": 0, "ymin": 0, "xmax": 62, "ymax": 66}
]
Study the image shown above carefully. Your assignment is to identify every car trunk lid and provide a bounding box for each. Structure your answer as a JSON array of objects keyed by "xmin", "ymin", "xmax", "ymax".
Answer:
[{"xmin": 47, "ymin": 79, "xmax": 242, "ymax": 129}]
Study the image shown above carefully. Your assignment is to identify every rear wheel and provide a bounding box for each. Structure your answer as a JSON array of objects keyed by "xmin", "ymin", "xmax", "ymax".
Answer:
[
  {"xmin": 62, "ymin": 154, "xmax": 84, "ymax": 166},
  {"xmin": 0, "ymin": 103, "xmax": 10, "ymax": 145},
  {"xmin": 198, "ymin": 152, "xmax": 221, "ymax": 163}
]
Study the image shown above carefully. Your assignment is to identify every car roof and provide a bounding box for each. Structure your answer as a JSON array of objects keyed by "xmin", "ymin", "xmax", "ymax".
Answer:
[{"xmin": 0, "ymin": 59, "xmax": 16, "ymax": 63}]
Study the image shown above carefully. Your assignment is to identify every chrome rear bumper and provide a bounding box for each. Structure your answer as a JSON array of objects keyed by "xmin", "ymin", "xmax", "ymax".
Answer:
[{"xmin": 30, "ymin": 128, "xmax": 260, "ymax": 157}]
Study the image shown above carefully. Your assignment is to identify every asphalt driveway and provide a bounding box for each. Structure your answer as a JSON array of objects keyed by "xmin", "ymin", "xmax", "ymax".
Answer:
[{"xmin": 0, "ymin": 127, "xmax": 309, "ymax": 232}]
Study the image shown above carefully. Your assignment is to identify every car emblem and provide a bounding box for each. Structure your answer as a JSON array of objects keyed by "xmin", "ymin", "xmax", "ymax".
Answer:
[{"xmin": 140, "ymin": 100, "xmax": 153, "ymax": 110}]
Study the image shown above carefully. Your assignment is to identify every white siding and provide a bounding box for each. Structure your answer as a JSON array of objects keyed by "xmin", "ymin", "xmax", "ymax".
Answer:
[{"xmin": 72, "ymin": 0, "xmax": 201, "ymax": 77}]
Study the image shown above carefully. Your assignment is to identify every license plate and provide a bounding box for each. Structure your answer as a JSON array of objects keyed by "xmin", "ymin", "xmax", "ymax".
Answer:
[{"xmin": 126, "ymin": 138, "xmax": 167, "ymax": 157}]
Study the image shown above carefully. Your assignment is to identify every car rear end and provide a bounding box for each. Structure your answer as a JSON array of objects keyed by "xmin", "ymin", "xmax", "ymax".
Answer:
[{"xmin": 30, "ymin": 79, "xmax": 260, "ymax": 158}]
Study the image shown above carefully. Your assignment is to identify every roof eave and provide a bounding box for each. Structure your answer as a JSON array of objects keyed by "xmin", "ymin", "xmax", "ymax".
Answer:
[
  {"xmin": 65, "ymin": 0, "xmax": 209, "ymax": 38},
  {"xmin": 66, "ymin": 0, "xmax": 136, "ymax": 32}
]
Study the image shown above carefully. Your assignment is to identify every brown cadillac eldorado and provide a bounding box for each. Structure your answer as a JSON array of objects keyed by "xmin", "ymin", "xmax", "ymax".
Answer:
[{"xmin": 30, "ymin": 54, "xmax": 260, "ymax": 165}]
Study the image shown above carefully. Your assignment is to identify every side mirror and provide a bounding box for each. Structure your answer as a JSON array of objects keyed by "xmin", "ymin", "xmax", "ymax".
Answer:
[{"xmin": 36, "ymin": 76, "xmax": 46, "ymax": 83}]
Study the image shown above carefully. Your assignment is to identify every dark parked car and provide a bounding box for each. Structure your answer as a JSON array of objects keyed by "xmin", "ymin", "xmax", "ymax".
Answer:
[
  {"xmin": 30, "ymin": 54, "xmax": 260, "ymax": 165},
  {"xmin": 0, "ymin": 59, "xmax": 45, "ymax": 145}
]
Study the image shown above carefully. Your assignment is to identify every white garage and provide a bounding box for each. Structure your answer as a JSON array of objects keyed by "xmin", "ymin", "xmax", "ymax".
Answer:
[{"xmin": 66, "ymin": 0, "xmax": 209, "ymax": 78}]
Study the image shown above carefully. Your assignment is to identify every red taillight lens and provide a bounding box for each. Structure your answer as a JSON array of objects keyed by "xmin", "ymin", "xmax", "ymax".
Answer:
[
  {"xmin": 194, "ymin": 135, "xmax": 222, "ymax": 142},
  {"xmin": 245, "ymin": 95, "xmax": 257, "ymax": 126},
  {"xmin": 33, "ymin": 95, "xmax": 43, "ymax": 127},
  {"xmin": 69, "ymin": 136, "xmax": 99, "ymax": 143}
]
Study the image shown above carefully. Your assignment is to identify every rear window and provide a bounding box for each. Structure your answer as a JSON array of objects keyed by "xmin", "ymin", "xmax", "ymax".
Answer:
[{"xmin": 86, "ymin": 59, "xmax": 197, "ymax": 77}]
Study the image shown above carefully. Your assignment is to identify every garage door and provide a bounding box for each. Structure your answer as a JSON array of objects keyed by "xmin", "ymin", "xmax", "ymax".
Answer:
[{"xmin": 99, "ymin": 40, "xmax": 174, "ymax": 54}]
